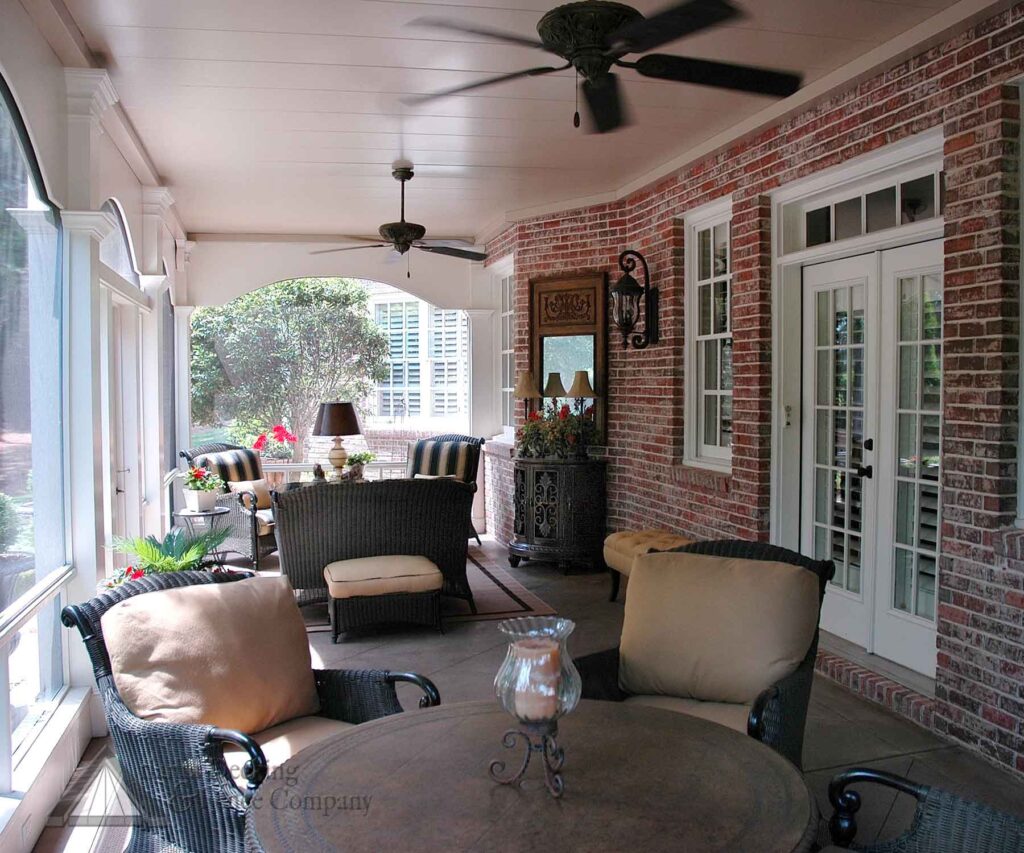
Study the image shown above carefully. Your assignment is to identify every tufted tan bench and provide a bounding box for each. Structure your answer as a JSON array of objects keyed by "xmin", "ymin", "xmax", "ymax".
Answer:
[{"xmin": 604, "ymin": 529, "xmax": 693, "ymax": 601}]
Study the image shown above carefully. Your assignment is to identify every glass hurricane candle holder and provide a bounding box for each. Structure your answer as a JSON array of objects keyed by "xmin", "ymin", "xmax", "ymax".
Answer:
[{"xmin": 489, "ymin": 616, "xmax": 581, "ymax": 797}]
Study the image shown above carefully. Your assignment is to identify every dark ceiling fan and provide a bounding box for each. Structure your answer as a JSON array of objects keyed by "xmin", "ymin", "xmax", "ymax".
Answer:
[
  {"xmin": 407, "ymin": 0, "xmax": 802, "ymax": 133},
  {"xmin": 311, "ymin": 167, "xmax": 487, "ymax": 270}
]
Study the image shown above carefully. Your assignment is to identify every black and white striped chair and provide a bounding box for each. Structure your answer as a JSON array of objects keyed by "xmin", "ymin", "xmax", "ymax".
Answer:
[
  {"xmin": 406, "ymin": 434, "xmax": 485, "ymax": 545},
  {"xmin": 180, "ymin": 443, "xmax": 278, "ymax": 570}
]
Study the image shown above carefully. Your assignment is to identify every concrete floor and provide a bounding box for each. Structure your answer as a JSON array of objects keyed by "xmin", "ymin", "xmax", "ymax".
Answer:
[{"xmin": 36, "ymin": 538, "xmax": 1024, "ymax": 851}]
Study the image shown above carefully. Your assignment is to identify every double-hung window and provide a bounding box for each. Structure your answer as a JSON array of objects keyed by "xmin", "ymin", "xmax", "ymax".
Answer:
[
  {"xmin": 375, "ymin": 301, "xmax": 421, "ymax": 418},
  {"xmin": 686, "ymin": 199, "xmax": 733, "ymax": 469},
  {"xmin": 498, "ymin": 274, "xmax": 515, "ymax": 432}
]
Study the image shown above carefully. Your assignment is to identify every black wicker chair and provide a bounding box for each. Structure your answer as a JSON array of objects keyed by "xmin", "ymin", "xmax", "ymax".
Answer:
[
  {"xmin": 180, "ymin": 442, "xmax": 277, "ymax": 570},
  {"xmin": 824, "ymin": 767, "xmax": 1024, "ymax": 851},
  {"xmin": 405, "ymin": 433, "xmax": 485, "ymax": 545},
  {"xmin": 576, "ymin": 539, "xmax": 834, "ymax": 769},
  {"xmin": 273, "ymin": 477, "xmax": 476, "ymax": 611},
  {"xmin": 61, "ymin": 571, "xmax": 440, "ymax": 853}
]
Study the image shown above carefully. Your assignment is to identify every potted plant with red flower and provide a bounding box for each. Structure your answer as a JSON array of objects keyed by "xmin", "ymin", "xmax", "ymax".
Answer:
[
  {"xmin": 251, "ymin": 423, "xmax": 298, "ymax": 460},
  {"xmin": 182, "ymin": 465, "xmax": 224, "ymax": 511}
]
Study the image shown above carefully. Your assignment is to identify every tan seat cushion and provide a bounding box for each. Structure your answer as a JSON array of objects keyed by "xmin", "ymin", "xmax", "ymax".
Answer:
[
  {"xmin": 604, "ymin": 529, "xmax": 694, "ymax": 576},
  {"xmin": 101, "ymin": 576, "xmax": 320, "ymax": 733},
  {"xmin": 222, "ymin": 715, "xmax": 352, "ymax": 788},
  {"xmin": 228, "ymin": 478, "xmax": 272, "ymax": 510},
  {"xmin": 619, "ymin": 552, "xmax": 820, "ymax": 705},
  {"xmin": 323, "ymin": 555, "xmax": 443, "ymax": 599},
  {"xmin": 413, "ymin": 473, "xmax": 456, "ymax": 480},
  {"xmin": 254, "ymin": 508, "xmax": 274, "ymax": 536},
  {"xmin": 624, "ymin": 694, "xmax": 752, "ymax": 734}
]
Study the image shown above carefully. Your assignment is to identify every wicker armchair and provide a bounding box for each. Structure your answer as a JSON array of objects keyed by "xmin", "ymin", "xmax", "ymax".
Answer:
[
  {"xmin": 180, "ymin": 443, "xmax": 276, "ymax": 570},
  {"xmin": 273, "ymin": 477, "xmax": 476, "ymax": 609},
  {"xmin": 60, "ymin": 571, "xmax": 440, "ymax": 853},
  {"xmin": 824, "ymin": 768, "xmax": 1024, "ymax": 851},
  {"xmin": 576, "ymin": 539, "xmax": 834, "ymax": 769},
  {"xmin": 405, "ymin": 433, "xmax": 485, "ymax": 545}
]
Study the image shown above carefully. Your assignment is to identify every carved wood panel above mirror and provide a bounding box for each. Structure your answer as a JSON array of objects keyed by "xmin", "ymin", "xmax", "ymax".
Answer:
[{"xmin": 530, "ymin": 273, "xmax": 608, "ymax": 442}]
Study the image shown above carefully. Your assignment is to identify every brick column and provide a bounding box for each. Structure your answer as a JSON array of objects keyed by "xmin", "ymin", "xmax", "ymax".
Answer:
[{"xmin": 938, "ymin": 82, "xmax": 1023, "ymax": 771}]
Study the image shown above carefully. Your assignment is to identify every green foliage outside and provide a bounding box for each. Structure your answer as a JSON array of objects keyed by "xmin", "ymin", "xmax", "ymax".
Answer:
[
  {"xmin": 0, "ymin": 492, "xmax": 17, "ymax": 553},
  {"xmin": 191, "ymin": 278, "xmax": 389, "ymax": 461}
]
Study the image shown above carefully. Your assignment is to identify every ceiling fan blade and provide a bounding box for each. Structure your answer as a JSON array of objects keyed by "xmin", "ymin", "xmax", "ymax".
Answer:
[
  {"xmin": 415, "ymin": 238, "xmax": 476, "ymax": 248},
  {"xmin": 632, "ymin": 54, "xmax": 801, "ymax": 97},
  {"xmin": 410, "ymin": 17, "xmax": 547, "ymax": 50},
  {"xmin": 582, "ymin": 73, "xmax": 628, "ymax": 134},
  {"xmin": 416, "ymin": 245, "xmax": 488, "ymax": 262},
  {"xmin": 608, "ymin": 0, "xmax": 741, "ymax": 55},
  {"xmin": 403, "ymin": 63, "xmax": 571, "ymax": 105},
  {"xmin": 309, "ymin": 244, "xmax": 387, "ymax": 255}
]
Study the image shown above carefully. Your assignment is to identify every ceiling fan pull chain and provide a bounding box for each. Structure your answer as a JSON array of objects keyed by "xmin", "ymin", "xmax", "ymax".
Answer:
[
  {"xmin": 573, "ymin": 69, "xmax": 581, "ymax": 128},
  {"xmin": 407, "ymin": 254, "xmax": 411, "ymax": 279}
]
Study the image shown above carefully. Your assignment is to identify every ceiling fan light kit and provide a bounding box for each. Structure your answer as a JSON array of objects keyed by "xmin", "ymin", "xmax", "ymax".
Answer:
[{"xmin": 411, "ymin": 0, "xmax": 803, "ymax": 134}]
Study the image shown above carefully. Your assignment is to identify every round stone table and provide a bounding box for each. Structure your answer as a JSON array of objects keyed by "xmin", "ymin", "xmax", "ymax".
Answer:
[{"xmin": 245, "ymin": 700, "xmax": 818, "ymax": 853}]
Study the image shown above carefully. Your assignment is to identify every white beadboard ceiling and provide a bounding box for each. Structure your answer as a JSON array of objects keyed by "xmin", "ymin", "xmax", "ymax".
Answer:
[{"xmin": 63, "ymin": 0, "xmax": 962, "ymax": 240}]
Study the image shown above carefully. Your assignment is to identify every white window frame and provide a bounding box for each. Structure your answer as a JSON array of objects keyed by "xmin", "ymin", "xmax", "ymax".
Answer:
[
  {"xmin": 684, "ymin": 196, "xmax": 734, "ymax": 471},
  {"xmin": 374, "ymin": 299, "xmax": 422, "ymax": 419},
  {"xmin": 490, "ymin": 256, "xmax": 516, "ymax": 441}
]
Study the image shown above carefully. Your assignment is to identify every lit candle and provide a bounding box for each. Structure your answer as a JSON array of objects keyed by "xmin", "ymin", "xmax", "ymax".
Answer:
[{"xmin": 513, "ymin": 638, "xmax": 561, "ymax": 721}]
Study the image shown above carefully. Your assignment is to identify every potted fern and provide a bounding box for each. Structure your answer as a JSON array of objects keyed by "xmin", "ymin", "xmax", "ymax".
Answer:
[{"xmin": 106, "ymin": 527, "xmax": 230, "ymax": 589}]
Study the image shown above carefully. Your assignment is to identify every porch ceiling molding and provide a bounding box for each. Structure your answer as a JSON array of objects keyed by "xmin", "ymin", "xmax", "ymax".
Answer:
[
  {"xmin": 474, "ymin": 0, "xmax": 1010, "ymax": 244},
  {"xmin": 60, "ymin": 208, "xmax": 117, "ymax": 241}
]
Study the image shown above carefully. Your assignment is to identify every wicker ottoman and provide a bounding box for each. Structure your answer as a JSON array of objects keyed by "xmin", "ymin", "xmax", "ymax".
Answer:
[
  {"xmin": 323, "ymin": 555, "xmax": 443, "ymax": 642},
  {"xmin": 604, "ymin": 529, "xmax": 694, "ymax": 601}
]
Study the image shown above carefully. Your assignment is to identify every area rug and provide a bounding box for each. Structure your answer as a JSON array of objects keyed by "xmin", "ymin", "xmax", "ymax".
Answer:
[{"xmin": 297, "ymin": 548, "xmax": 555, "ymax": 632}]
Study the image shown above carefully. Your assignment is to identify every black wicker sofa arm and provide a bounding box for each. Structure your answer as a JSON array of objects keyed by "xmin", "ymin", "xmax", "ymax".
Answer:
[
  {"xmin": 313, "ymin": 668, "xmax": 440, "ymax": 724},
  {"xmin": 576, "ymin": 647, "xmax": 628, "ymax": 702}
]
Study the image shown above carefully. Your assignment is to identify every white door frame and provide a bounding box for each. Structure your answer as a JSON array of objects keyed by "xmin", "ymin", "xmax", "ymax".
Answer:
[{"xmin": 769, "ymin": 131, "xmax": 945, "ymax": 550}]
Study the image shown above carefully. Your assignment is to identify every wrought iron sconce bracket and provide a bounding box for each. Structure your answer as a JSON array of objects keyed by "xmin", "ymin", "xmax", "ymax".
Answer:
[{"xmin": 610, "ymin": 249, "xmax": 659, "ymax": 349}]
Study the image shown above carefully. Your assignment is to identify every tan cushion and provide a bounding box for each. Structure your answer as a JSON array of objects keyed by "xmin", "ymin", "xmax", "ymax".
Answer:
[
  {"xmin": 413, "ymin": 473, "xmax": 456, "ymax": 480},
  {"xmin": 323, "ymin": 555, "xmax": 442, "ymax": 599},
  {"xmin": 604, "ymin": 529, "xmax": 694, "ymax": 576},
  {"xmin": 101, "ymin": 576, "xmax": 320, "ymax": 733},
  {"xmin": 228, "ymin": 478, "xmax": 272, "ymax": 510},
  {"xmin": 624, "ymin": 694, "xmax": 751, "ymax": 734},
  {"xmin": 222, "ymin": 715, "xmax": 352, "ymax": 788},
  {"xmin": 254, "ymin": 508, "xmax": 274, "ymax": 536},
  {"xmin": 619, "ymin": 552, "xmax": 820, "ymax": 704}
]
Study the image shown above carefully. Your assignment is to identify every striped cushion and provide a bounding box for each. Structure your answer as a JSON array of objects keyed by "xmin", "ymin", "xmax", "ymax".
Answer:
[
  {"xmin": 405, "ymin": 440, "xmax": 479, "ymax": 484},
  {"xmin": 193, "ymin": 448, "xmax": 263, "ymax": 488}
]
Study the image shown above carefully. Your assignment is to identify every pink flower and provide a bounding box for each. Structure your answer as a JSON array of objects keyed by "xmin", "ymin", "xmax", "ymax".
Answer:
[
  {"xmin": 528, "ymin": 410, "xmax": 542, "ymax": 422},
  {"xmin": 558, "ymin": 404, "xmax": 570, "ymax": 420},
  {"xmin": 127, "ymin": 566, "xmax": 144, "ymax": 581},
  {"xmin": 253, "ymin": 434, "xmax": 268, "ymax": 451}
]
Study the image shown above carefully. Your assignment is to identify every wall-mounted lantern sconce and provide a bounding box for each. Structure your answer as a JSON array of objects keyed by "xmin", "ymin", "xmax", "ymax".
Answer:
[{"xmin": 610, "ymin": 249, "xmax": 659, "ymax": 349}]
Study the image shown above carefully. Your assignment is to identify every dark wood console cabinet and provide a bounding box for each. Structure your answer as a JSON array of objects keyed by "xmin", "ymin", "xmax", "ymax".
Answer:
[{"xmin": 509, "ymin": 457, "xmax": 606, "ymax": 572}]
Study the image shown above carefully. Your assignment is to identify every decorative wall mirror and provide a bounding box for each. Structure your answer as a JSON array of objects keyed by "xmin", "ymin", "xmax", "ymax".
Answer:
[{"xmin": 529, "ymin": 273, "xmax": 608, "ymax": 441}]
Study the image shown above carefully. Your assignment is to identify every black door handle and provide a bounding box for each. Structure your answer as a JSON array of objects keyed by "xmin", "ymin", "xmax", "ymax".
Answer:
[{"xmin": 855, "ymin": 464, "xmax": 873, "ymax": 479}]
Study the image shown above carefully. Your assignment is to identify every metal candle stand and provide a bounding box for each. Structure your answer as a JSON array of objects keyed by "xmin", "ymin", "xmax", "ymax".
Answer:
[{"xmin": 488, "ymin": 720, "xmax": 565, "ymax": 798}]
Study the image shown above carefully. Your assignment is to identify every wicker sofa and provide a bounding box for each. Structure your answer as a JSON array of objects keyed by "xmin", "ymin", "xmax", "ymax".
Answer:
[
  {"xmin": 576, "ymin": 539, "xmax": 834, "ymax": 769},
  {"xmin": 273, "ymin": 477, "xmax": 476, "ymax": 610},
  {"xmin": 60, "ymin": 571, "xmax": 440, "ymax": 853}
]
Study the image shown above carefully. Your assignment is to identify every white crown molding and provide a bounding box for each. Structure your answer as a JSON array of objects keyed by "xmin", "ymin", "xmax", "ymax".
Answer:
[
  {"xmin": 61, "ymin": 209, "xmax": 117, "ymax": 241},
  {"xmin": 103, "ymin": 105, "xmax": 162, "ymax": 187},
  {"xmin": 64, "ymin": 68, "xmax": 117, "ymax": 121},
  {"xmin": 142, "ymin": 187, "xmax": 175, "ymax": 217},
  {"xmin": 475, "ymin": 0, "xmax": 1008, "ymax": 244},
  {"xmin": 20, "ymin": 0, "xmax": 93, "ymax": 68}
]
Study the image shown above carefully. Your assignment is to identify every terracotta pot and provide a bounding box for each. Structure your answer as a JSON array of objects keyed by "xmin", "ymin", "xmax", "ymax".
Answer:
[{"xmin": 184, "ymin": 489, "xmax": 217, "ymax": 512}]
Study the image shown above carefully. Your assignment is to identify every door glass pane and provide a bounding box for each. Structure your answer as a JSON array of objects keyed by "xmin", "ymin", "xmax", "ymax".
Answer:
[
  {"xmin": 806, "ymin": 207, "xmax": 831, "ymax": 247},
  {"xmin": 851, "ymin": 411, "xmax": 864, "ymax": 467},
  {"xmin": 851, "ymin": 347, "xmax": 864, "ymax": 407},
  {"xmin": 815, "ymin": 468, "xmax": 829, "ymax": 524},
  {"xmin": 699, "ymin": 284, "xmax": 711, "ymax": 335},
  {"xmin": 834, "ymin": 288, "xmax": 849, "ymax": 346},
  {"xmin": 848, "ymin": 535, "xmax": 861, "ymax": 594},
  {"xmin": 816, "ymin": 411, "xmax": 829, "ymax": 466},
  {"xmin": 817, "ymin": 291, "xmax": 830, "ymax": 346},
  {"xmin": 922, "ymin": 274, "xmax": 942, "ymax": 339},
  {"xmin": 817, "ymin": 351, "xmax": 830, "ymax": 405},
  {"xmin": 834, "ymin": 348, "xmax": 848, "ymax": 406},
  {"xmin": 833, "ymin": 410, "xmax": 847, "ymax": 467},
  {"xmin": 866, "ymin": 186, "xmax": 897, "ymax": 232},
  {"xmin": 719, "ymin": 396, "xmax": 732, "ymax": 448},
  {"xmin": 835, "ymin": 197, "xmax": 862, "ymax": 241},
  {"xmin": 899, "ymin": 276, "xmax": 919, "ymax": 341},
  {"xmin": 713, "ymin": 280, "xmax": 728, "ymax": 333},
  {"xmin": 720, "ymin": 339, "xmax": 733, "ymax": 390},
  {"xmin": 895, "ymin": 482, "xmax": 916, "ymax": 545},
  {"xmin": 815, "ymin": 526, "xmax": 831, "ymax": 566},
  {"xmin": 921, "ymin": 343, "xmax": 941, "ymax": 410},
  {"xmin": 851, "ymin": 284, "xmax": 865, "ymax": 344},
  {"xmin": 899, "ymin": 346, "xmax": 918, "ymax": 409},
  {"xmin": 918, "ymin": 485, "xmax": 939, "ymax": 552},
  {"xmin": 703, "ymin": 339, "xmax": 718, "ymax": 391},
  {"xmin": 831, "ymin": 471, "xmax": 847, "ymax": 528},
  {"xmin": 831, "ymin": 528, "xmax": 846, "ymax": 573},
  {"xmin": 849, "ymin": 475, "xmax": 862, "ymax": 533},
  {"xmin": 920, "ymin": 415, "xmax": 940, "ymax": 481},
  {"xmin": 893, "ymin": 549, "xmax": 913, "ymax": 612},
  {"xmin": 898, "ymin": 414, "xmax": 917, "ymax": 477},
  {"xmin": 916, "ymin": 555, "xmax": 936, "ymax": 619}
]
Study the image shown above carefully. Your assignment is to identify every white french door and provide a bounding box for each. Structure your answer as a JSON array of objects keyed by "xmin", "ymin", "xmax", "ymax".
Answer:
[{"xmin": 801, "ymin": 240, "xmax": 942, "ymax": 676}]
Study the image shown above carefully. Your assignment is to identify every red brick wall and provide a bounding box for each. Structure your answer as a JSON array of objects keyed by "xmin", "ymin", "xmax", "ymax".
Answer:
[
  {"xmin": 483, "ymin": 440, "xmax": 515, "ymax": 545},
  {"xmin": 486, "ymin": 6, "xmax": 1024, "ymax": 776}
]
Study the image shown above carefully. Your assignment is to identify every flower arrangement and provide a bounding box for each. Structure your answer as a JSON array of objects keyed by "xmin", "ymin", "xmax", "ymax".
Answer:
[
  {"xmin": 252, "ymin": 424, "xmax": 298, "ymax": 459},
  {"xmin": 183, "ymin": 466, "xmax": 224, "ymax": 492},
  {"xmin": 105, "ymin": 528, "xmax": 230, "ymax": 588},
  {"xmin": 517, "ymin": 401, "xmax": 597, "ymax": 459}
]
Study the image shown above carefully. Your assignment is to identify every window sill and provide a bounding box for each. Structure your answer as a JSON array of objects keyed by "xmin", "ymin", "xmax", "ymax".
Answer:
[{"xmin": 673, "ymin": 461, "xmax": 732, "ymax": 493}]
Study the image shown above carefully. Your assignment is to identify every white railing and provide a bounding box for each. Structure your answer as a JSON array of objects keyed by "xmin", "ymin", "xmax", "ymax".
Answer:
[
  {"xmin": 0, "ymin": 563, "xmax": 75, "ymax": 793},
  {"xmin": 260, "ymin": 460, "xmax": 408, "ymax": 484}
]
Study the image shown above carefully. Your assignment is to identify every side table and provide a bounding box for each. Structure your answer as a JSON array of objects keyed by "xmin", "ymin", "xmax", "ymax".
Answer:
[{"xmin": 173, "ymin": 506, "xmax": 231, "ymax": 566}]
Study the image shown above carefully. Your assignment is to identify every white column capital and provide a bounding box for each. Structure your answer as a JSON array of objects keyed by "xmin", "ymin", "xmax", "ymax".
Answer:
[
  {"xmin": 174, "ymin": 304, "xmax": 196, "ymax": 320},
  {"xmin": 463, "ymin": 308, "xmax": 495, "ymax": 321},
  {"xmin": 64, "ymin": 68, "xmax": 118, "ymax": 123},
  {"xmin": 140, "ymin": 273, "xmax": 168, "ymax": 295},
  {"xmin": 61, "ymin": 209, "xmax": 117, "ymax": 241},
  {"xmin": 143, "ymin": 186, "xmax": 175, "ymax": 217},
  {"xmin": 175, "ymin": 238, "xmax": 195, "ymax": 271}
]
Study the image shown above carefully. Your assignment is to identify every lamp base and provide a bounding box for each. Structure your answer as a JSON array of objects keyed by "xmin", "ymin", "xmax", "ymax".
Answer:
[
  {"xmin": 327, "ymin": 437, "xmax": 348, "ymax": 480},
  {"xmin": 488, "ymin": 721, "xmax": 565, "ymax": 798}
]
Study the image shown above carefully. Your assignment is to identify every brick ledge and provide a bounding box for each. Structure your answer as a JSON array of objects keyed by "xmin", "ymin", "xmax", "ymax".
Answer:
[{"xmin": 815, "ymin": 649, "xmax": 935, "ymax": 731}]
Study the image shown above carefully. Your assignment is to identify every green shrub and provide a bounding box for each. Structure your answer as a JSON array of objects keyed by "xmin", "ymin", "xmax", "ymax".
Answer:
[{"xmin": 0, "ymin": 493, "xmax": 18, "ymax": 553}]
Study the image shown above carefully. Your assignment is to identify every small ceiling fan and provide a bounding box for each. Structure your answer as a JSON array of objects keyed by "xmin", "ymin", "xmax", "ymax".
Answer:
[
  {"xmin": 407, "ymin": 0, "xmax": 802, "ymax": 133},
  {"xmin": 311, "ymin": 167, "xmax": 487, "ymax": 271}
]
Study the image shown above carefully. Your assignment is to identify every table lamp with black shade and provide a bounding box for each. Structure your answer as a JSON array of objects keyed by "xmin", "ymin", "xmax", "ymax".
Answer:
[{"xmin": 313, "ymin": 402, "xmax": 362, "ymax": 480}]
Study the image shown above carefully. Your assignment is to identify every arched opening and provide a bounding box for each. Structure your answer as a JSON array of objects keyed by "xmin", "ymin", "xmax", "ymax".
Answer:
[
  {"xmin": 99, "ymin": 198, "xmax": 140, "ymax": 286},
  {"xmin": 189, "ymin": 277, "xmax": 470, "ymax": 482}
]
